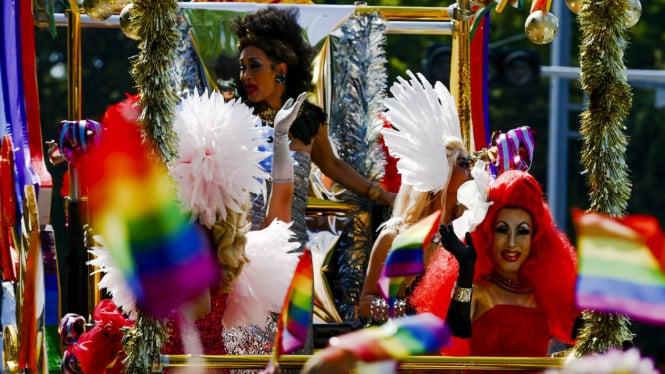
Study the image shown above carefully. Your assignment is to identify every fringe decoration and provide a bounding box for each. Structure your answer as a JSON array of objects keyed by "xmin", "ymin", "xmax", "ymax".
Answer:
[
  {"xmin": 573, "ymin": 0, "xmax": 634, "ymax": 356},
  {"xmin": 328, "ymin": 11, "xmax": 388, "ymax": 325},
  {"xmin": 130, "ymin": 0, "xmax": 180, "ymax": 163}
]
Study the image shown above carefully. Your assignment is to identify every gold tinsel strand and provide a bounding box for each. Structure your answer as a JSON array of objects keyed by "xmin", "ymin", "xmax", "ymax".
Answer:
[
  {"xmin": 122, "ymin": 0, "xmax": 179, "ymax": 369},
  {"xmin": 129, "ymin": 0, "xmax": 180, "ymax": 163},
  {"xmin": 122, "ymin": 312, "xmax": 168, "ymax": 373},
  {"xmin": 573, "ymin": 0, "xmax": 634, "ymax": 356}
]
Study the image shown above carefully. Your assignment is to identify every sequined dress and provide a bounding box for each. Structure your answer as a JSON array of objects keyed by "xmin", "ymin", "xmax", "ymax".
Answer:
[{"xmin": 249, "ymin": 150, "xmax": 311, "ymax": 250}]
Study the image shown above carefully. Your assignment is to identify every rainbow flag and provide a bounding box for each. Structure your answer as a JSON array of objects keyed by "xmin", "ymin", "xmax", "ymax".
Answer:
[
  {"xmin": 573, "ymin": 208, "xmax": 665, "ymax": 324},
  {"xmin": 378, "ymin": 210, "xmax": 442, "ymax": 315},
  {"xmin": 82, "ymin": 118, "xmax": 218, "ymax": 318},
  {"xmin": 328, "ymin": 313, "xmax": 450, "ymax": 362},
  {"xmin": 273, "ymin": 249, "xmax": 314, "ymax": 358}
]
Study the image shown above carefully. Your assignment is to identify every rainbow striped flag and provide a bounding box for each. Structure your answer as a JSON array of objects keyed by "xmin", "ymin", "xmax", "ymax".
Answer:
[
  {"xmin": 82, "ymin": 118, "xmax": 219, "ymax": 318},
  {"xmin": 328, "ymin": 313, "xmax": 450, "ymax": 362},
  {"xmin": 378, "ymin": 210, "xmax": 442, "ymax": 315},
  {"xmin": 573, "ymin": 208, "xmax": 665, "ymax": 324},
  {"xmin": 273, "ymin": 249, "xmax": 314, "ymax": 358}
]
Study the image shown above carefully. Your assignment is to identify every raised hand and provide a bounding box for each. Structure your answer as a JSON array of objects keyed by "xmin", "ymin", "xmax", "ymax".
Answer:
[
  {"xmin": 274, "ymin": 92, "xmax": 307, "ymax": 139},
  {"xmin": 271, "ymin": 92, "xmax": 307, "ymax": 183},
  {"xmin": 439, "ymin": 224, "xmax": 476, "ymax": 286}
]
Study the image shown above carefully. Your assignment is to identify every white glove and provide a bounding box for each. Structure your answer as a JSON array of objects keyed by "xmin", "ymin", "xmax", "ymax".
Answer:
[{"xmin": 272, "ymin": 92, "xmax": 307, "ymax": 183}]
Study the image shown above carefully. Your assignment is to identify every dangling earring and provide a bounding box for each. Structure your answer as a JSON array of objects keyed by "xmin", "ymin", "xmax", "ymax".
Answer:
[{"xmin": 275, "ymin": 73, "xmax": 287, "ymax": 84}]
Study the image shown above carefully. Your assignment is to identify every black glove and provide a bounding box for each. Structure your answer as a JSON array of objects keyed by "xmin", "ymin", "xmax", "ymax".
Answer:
[
  {"xmin": 440, "ymin": 224, "xmax": 476, "ymax": 339},
  {"xmin": 439, "ymin": 224, "xmax": 476, "ymax": 287}
]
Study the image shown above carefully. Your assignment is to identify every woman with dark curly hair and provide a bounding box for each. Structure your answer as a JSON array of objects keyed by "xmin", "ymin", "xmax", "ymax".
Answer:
[
  {"xmin": 410, "ymin": 170, "xmax": 581, "ymax": 359},
  {"xmin": 232, "ymin": 6, "xmax": 394, "ymax": 249}
]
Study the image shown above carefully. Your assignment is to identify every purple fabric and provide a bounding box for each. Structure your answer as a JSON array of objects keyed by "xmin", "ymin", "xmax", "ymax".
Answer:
[{"xmin": 2, "ymin": 0, "xmax": 37, "ymax": 218}]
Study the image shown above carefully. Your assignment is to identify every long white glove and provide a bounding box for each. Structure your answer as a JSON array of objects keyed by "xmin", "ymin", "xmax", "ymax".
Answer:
[{"xmin": 271, "ymin": 92, "xmax": 307, "ymax": 183}]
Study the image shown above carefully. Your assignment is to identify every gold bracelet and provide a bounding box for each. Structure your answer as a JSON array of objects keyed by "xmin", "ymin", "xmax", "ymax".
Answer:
[
  {"xmin": 452, "ymin": 282, "xmax": 473, "ymax": 303},
  {"xmin": 367, "ymin": 181, "xmax": 383, "ymax": 201}
]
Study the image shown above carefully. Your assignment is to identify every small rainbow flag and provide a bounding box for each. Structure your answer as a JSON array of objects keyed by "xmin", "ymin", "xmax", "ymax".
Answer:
[
  {"xmin": 273, "ymin": 249, "xmax": 314, "ymax": 359},
  {"xmin": 378, "ymin": 210, "xmax": 442, "ymax": 315},
  {"xmin": 573, "ymin": 208, "xmax": 665, "ymax": 325},
  {"xmin": 328, "ymin": 313, "xmax": 450, "ymax": 362},
  {"xmin": 82, "ymin": 118, "xmax": 219, "ymax": 318}
]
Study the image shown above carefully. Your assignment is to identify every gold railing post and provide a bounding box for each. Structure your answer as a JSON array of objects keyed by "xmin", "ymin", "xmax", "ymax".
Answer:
[
  {"xmin": 450, "ymin": 0, "xmax": 473, "ymax": 151},
  {"xmin": 65, "ymin": 8, "xmax": 97, "ymax": 321}
]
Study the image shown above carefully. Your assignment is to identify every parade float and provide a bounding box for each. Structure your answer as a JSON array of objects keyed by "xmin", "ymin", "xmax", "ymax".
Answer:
[{"xmin": 1, "ymin": 0, "xmax": 661, "ymax": 372}]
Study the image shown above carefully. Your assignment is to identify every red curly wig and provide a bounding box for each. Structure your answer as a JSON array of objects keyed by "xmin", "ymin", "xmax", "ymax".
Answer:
[{"xmin": 411, "ymin": 170, "xmax": 580, "ymax": 345}]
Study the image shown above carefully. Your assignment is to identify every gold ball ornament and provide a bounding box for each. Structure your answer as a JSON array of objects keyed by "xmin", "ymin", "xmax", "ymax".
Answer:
[
  {"xmin": 108, "ymin": 0, "xmax": 131, "ymax": 13},
  {"xmin": 83, "ymin": 0, "xmax": 113, "ymax": 21},
  {"xmin": 565, "ymin": 0, "xmax": 583, "ymax": 14},
  {"xmin": 625, "ymin": 0, "xmax": 642, "ymax": 28},
  {"xmin": 525, "ymin": 10, "xmax": 559, "ymax": 45},
  {"xmin": 119, "ymin": 3, "xmax": 141, "ymax": 41}
]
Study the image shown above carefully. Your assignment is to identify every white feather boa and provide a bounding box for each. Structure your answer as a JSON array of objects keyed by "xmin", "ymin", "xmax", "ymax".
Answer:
[
  {"xmin": 171, "ymin": 91, "xmax": 269, "ymax": 228},
  {"xmin": 382, "ymin": 70, "xmax": 461, "ymax": 193},
  {"xmin": 87, "ymin": 235, "xmax": 137, "ymax": 320},
  {"xmin": 222, "ymin": 219, "xmax": 300, "ymax": 330}
]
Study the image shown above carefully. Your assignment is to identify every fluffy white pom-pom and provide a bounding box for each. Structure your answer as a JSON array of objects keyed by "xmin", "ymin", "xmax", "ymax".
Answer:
[
  {"xmin": 171, "ymin": 91, "xmax": 269, "ymax": 228},
  {"xmin": 223, "ymin": 220, "xmax": 300, "ymax": 330},
  {"xmin": 452, "ymin": 160, "xmax": 493, "ymax": 239},
  {"xmin": 88, "ymin": 236, "xmax": 137, "ymax": 320}
]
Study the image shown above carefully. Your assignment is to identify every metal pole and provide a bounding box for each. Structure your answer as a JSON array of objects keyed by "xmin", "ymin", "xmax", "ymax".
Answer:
[
  {"xmin": 65, "ymin": 9, "xmax": 90, "ymax": 319},
  {"xmin": 547, "ymin": 1, "xmax": 572, "ymax": 229},
  {"xmin": 450, "ymin": 0, "xmax": 473, "ymax": 150}
]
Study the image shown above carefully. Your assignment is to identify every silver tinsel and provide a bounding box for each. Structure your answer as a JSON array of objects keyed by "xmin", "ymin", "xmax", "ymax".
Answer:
[
  {"xmin": 328, "ymin": 11, "xmax": 388, "ymax": 325},
  {"xmin": 174, "ymin": 13, "xmax": 206, "ymax": 98}
]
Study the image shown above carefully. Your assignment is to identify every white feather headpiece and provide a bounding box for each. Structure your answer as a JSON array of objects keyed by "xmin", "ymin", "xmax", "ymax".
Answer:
[
  {"xmin": 171, "ymin": 90, "xmax": 269, "ymax": 228},
  {"xmin": 381, "ymin": 70, "xmax": 461, "ymax": 193}
]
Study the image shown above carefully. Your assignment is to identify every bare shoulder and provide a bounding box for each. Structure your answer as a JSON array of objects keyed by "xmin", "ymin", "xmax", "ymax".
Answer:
[{"xmin": 372, "ymin": 228, "xmax": 399, "ymax": 254}]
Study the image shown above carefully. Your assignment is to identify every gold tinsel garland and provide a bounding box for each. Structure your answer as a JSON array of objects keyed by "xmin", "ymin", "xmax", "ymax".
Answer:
[
  {"xmin": 573, "ymin": 0, "xmax": 634, "ymax": 356},
  {"xmin": 122, "ymin": 312, "xmax": 168, "ymax": 373},
  {"xmin": 129, "ymin": 0, "xmax": 180, "ymax": 163},
  {"xmin": 122, "ymin": 0, "xmax": 179, "ymax": 370}
]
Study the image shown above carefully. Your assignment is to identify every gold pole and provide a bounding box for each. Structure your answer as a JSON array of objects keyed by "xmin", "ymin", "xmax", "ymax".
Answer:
[
  {"xmin": 354, "ymin": 5, "xmax": 452, "ymax": 21},
  {"xmin": 65, "ymin": 8, "xmax": 99, "ymax": 321},
  {"xmin": 66, "ymin": 10, "xmax": 82, "ymax": 140},
  {"xmin": 158, "ymin": 354, "xmax": 564, "ymax": 371},
  {"xmin": 449, "ymin": 0, "xmax": 473, "ymax": 151}
]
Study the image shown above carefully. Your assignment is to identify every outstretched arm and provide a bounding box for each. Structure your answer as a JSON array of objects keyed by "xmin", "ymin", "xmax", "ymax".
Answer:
[
  {"xmin": 359, "ymin": 229, "xmax": 398, "ymax": 322},
  {"xmin": 311, "ymin": 126, "xmax": 395, "ymax": 206},
  {"xmin": 263, "ymin": 93, "xmax": 307, "ymax": 227},
  {"xmin": 440, "ymin": 225, "xmax": 476, "ymax": 338}
]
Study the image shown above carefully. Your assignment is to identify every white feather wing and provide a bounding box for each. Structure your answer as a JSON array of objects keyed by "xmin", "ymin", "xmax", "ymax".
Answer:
[
  {"xmin": 171, "ymin": 91, "xmax": 269, "ymax": 228},
  {"xmin": 222, "ymin": 220, "xmax": 300, "ymax": 330},
  {"xmin": 381, "ymin": 70, "xmax": 461, "ymax": 192},
  {"xmin": 88, "ymin": 236, "xmax": 137, "ymax": 320}
]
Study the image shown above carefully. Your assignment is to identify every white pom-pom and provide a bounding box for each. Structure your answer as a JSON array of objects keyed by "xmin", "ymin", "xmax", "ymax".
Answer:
[
  {"xmin": 452, "ymin": 160, "xmax": 493, "ymax": 239},
  {"xmin": 223, "ymin": 220, "xmax": 300, "ymax": 330},
  {"xmin": 171, "ymin": 91, "xmax": 269, "ymax": 228}
]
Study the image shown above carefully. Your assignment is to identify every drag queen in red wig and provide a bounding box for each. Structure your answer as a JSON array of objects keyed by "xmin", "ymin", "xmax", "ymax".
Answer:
[{"xmin": 410, "ymin": 170, "xmax": 580, "ymax": 357}]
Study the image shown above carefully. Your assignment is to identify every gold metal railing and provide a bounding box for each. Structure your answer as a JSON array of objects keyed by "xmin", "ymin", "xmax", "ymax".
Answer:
[{"xmin": 157, "ymin": 354, "xmax": 565, "ymax": 372}]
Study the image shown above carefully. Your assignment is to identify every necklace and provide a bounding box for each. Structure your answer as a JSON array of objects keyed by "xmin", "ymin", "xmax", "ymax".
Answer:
[
  {"xmin": 482, "ymin": 271, "xmax": 534, "ymax": 294},
  {"xmin": 256, "ymin": 105, "xmax": 278, "ymax": 126},
  {"xmin": 255, "ymin": 102, "xmax": 306, "ymax": 127}
]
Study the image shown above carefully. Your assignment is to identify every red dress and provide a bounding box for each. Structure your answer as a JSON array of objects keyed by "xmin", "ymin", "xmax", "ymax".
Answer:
[{"xmin": 470, "ymin": 304, "xmax": 550, "ymax": 357}]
